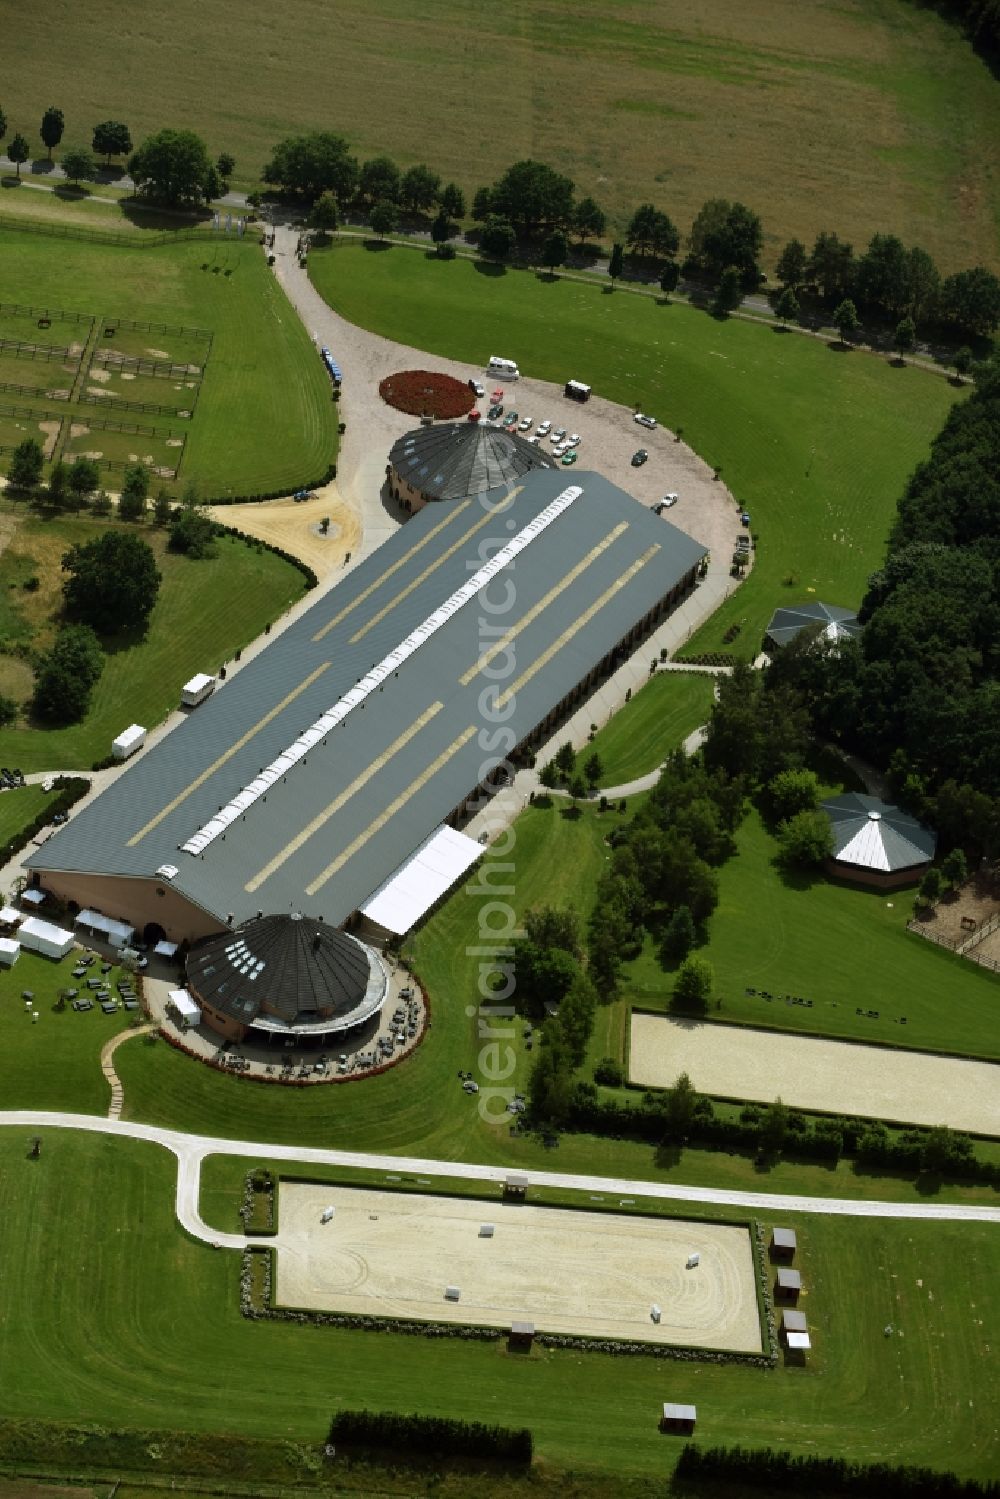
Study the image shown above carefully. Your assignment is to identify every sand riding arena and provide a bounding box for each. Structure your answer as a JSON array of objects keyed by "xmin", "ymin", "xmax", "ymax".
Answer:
[{"xmin": 274, "ymin": 1183, "xmax": 762, "ymax": 1351}]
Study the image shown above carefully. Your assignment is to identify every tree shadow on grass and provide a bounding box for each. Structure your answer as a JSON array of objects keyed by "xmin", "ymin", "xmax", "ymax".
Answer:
[
  {"xmin": 361, "ymin": 238, "xmax": 392, "ymax": 252},
  {"xmin": 473, "ymin": 260, "xmax": 506, "ymax": 277},
  {"xmin": 826, "ymin": 340, "xmax": 853, "ymax": 352},
  {"xmin": 53, "ymin": 184, "xmax": 90, "ymax": 200},
  {"xmin": 535, "ymin": 270, "xmax": 559, "ymax": 283},
  {"xmin": 772, "ymin": 859, "xmax": 828, "ymax": 892}
]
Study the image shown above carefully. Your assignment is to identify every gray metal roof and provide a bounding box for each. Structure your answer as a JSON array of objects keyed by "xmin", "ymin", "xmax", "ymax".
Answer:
[
  {"xmin": 823, "ymin": 793, "xmax": 936, "ymax": 873},
  {"xmin": 765, "ymin": 600, "xmax": 861, "ymax": 650},
  {"xmin": 388, "ymin": 420, "xmax": 555, "ymax": 501},
  {"xmin": 29, "ymin": 469, "xmax": 705, "ymax": 929}
]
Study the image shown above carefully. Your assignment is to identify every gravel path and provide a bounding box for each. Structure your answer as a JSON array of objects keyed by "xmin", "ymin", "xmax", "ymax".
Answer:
[{"xmin": 3, "ymin": 1114, "xmax": 999, "ymax": 1249}]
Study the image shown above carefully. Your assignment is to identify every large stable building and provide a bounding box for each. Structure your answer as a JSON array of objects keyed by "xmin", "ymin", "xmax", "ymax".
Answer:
[
  {"xmin": 27, "ymin": 469, "xmax": 705, "ymax": 946},
  {"xmin": 387, "ymin": 420, "xmax": 555, "ymax": 513}
]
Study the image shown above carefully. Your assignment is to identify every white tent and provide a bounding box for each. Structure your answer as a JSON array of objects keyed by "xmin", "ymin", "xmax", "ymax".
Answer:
[
  {"xmin": 21, "ymin": 888, "xmax": 46, "ymax": 907},
  {"xmin": 0, "ymin": 938, "xmax": 19, "ymax": 967},
  {"xmin": 154, "ymin": 939, "xmax": 179, "ymax": 958},
  {"xmin": 0, "ymin": 905, "xmax": 22, "ymax": 926},
  {"xmin": 76, "ymin": 908, "xmax": 134, "ymax": 948},
  {"xmin": 181, "ymin": 673, "xmax": 216, "ymax": 707},
  {"xmin": 360, "ymin": 825, "xmax": 482, "ymax": 935},
  {"xmin": 18, "ymin": 916, "xmax": 74, "ymax": 960},
  {"xmin": 168, "ymin": 988, "xmax": 200, "ymax": 1029},
  {"xmin": 786, "ymin": 1330, "xmax": 811, "ymax": 1351}
]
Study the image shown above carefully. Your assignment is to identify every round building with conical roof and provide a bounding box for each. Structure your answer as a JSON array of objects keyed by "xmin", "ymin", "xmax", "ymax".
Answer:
[
  {"xmin": 387, "ymin": 420, "xmax": 556, "ymax": 513},
  {"xmin": 186, "ymin": 912, "xmax": 388, "ymax": 1043}
]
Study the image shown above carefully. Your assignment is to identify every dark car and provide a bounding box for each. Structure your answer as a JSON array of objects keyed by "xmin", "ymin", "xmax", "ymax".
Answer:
[
  {"xmin": 487, "ymin": 403, "xmax": 503, "ymax": 419},
  {"xmin": 631, "ymin": 449, "xmax": 648, "ymax": 467}
]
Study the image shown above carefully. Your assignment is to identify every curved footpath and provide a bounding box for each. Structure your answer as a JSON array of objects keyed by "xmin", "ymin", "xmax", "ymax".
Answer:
[{"xmin": 2, "ymin": 1114, "xmax": 998, "ymax": 1251}]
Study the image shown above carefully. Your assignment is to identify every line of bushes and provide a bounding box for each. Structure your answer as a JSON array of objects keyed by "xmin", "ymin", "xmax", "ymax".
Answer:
[
  {"xmin": 2, "ymin": 776, "xmax": 89, "ymax": 865},
  {"xmin": 674, "ymin": 1443, "xmax": 1000, "ymax": 1496},
  {"xmin": 211, "ymin": 522, "xmax": 319, "ymax": 592},
  {"xmin": 329, "ymin": 1410, "xmax": 532, "ymax": 1468},
  {"xmin": 566, "ymin": 1084, "xmax": 1000, "ymax": 1186},
  {"xmin": 240, "ymin": 1168, "xmax": 277, "ymax": 1234},
  {"xmin": 205, "ymin": 462, "xmax": 337, "ymax": 509}
]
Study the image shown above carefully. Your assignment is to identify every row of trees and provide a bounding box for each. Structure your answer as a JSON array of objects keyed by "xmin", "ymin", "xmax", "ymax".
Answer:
[
  {"xmin": 0, "ymin": 107, "xmax": 234, "ymax": 202},
  {"xmin": 675, "ymin": 1442, "xmax": 1000, "ymax": 1497}
]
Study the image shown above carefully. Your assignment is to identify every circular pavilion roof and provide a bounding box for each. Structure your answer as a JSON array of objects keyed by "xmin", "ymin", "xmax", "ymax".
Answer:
[
  {"xmin": 821, "ymin": 793, "xmax": 936, "ymax": 874},
  {"xmin": 186, "ymin": 913, "xmax": 387, "ymax": 1035},
  {"xmin": 765, "ymin": 601, "xmax": 861, "ymax": 650},
  {"xmin": 388, "ymin": 420, "xmax": 556, "ymax": 503}
]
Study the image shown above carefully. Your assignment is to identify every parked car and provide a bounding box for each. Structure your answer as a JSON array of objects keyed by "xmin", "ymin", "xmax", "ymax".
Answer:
[
  {"xmin": 561, "ymin": 451, "xmax": 578, "ymax": 466},
  {"xmin": 292, "ymin": 489, "xmax": 313, "ymax": 502},
  {"xmin": 634, "ymin": 412, "xmax": 657, "ymax": 429},
  {"xmin": 51, "ymin": 811, "xmax": 69, "ymax": 825},
  {"xmin": 488, "ymin": 403, "xmax": 503, "ymax": 418},
  {"xmin": 568, "ymin": 433, "xmax": 581, "ymax": 447},
  {"xmin": 549, "ymin": 427, "xmax": 567, "ymax": 444},
  {"xmin": 741, "ymin": 510, "xmax": 751, "ymax": 526},
  {"xmin": 632, "ymin": 449, "xmax": 649, "ymax": 466},
  {"xmin": 662, "ymin": 492, "xmax": 678, "ymax": 507},
  {"xmin": 518, "ymin": 416, "xmax": 532, "ymax": 431},
  {"xmin": 537, "ymin": 420, "xmax": 552, "ymax": 435},
  {"xmin": 469, "ymin": 379, "xmax": 486, "ymax": 397},
  {"xmin": 491, "ymin": 388, "xmax": 504, "ymax": 402},
  {"xmin": 503, "ymin": 411, "xmax": 518, "ymax": 428}
]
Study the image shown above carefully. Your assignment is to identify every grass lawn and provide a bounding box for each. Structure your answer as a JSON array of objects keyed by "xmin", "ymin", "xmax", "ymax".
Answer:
[
  {"xmin": 624, "ymin": 807, "xmax": 1000, "ymax": 1064},
  {"xmin": 3, "ymin": 1, "xmax": 1000, "ymax": 270},
  {"xmin": 0, "ymin": 948, "xmax": 135, "ymax": 1115},
  {"xmin": 0, "ymin": 222, "xmax": 336, "ymax": 500},
  {"xmin": 585, "ymin": 670, "xmax": 717, "ymax": 786},
  {"xmin": 107, "ymin": 793, "xmax": 1000, "ymax": 1205},
  {"xmin": 1, "ymin": 1130, "xmax": 998, "ymax": 1482},
  {"xmin": 0, "ymin": 784, "xmax": 51, "ymax": 844},
  {"xmin": 0, "ymin": 514, "xmax": 306, "ymax": 771},
  {"xmin": 309, "ymin": 242, "xmax": 958, "ymax": 656}
]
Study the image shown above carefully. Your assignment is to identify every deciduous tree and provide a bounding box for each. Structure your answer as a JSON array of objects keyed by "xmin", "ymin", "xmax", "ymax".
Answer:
[
  {"xmin": 775, "ymin": 286, "xmax": 799, "ymax": 324},
  {"xmin": 608, "ymin": 241, "xmax": 624, "ymax": 286},
  {"xmin": 68, "ymin": 456, "xmax": 99, "ymax": 507},
  {"xmin": 478, "ymin": 215, "xmax": 515, "ymax": 261},
  {"xmin": 129, "ymin": 129, "xmax": 216, "ymax": 206},
  {"xmin": 7, "ymin": 437, "xmax": 43, "ymax": 490},
  {"xmin": 262, "ymin": 133, "xmax": 359, "ymax": 202},
  {"xmin": 61, "ymin": 145, "xmax": 97, "ymax": 185},
  {"xmin": 31, "ymin": 625, "xmax": 104, "ymax": 724},
  {"xmin": 573, "ymin": 196, "xmax": 606, "ymax": 244},
  {"xmin": 308, "ymin": 190, "xmax": 339, "ymax": 232},
  {"xmin": 40, "ymin": 106, "xmax": 64, "ymax": 160},
  {"xmin": 359, "ymin": 156, "xmax": 401, "ymax": 205},
  {"xmin": 626, "ymin": 203, "xmax": 679, "ymax": 258},
  {"xmin": 369, "ymin": 200, "xmax": 397, "ymax": 239},
  {"xmin": 488, "ymin": 159, "xmax": 575, "ymax": 234},
  {"xmin": 8, "ymin": 132, "xmax": 29, "ymax": 178},
  {"xmin": 807, "ymin": 231, "xmax": 854, "ymax": 300},
  {"xmin": 540, "ymin": 229, "xmax": 568, "ymax": 272},
  {"xmin": 776, "ymin": 808, "xmax": 833, "ymax": 868},
  {"xmin": 775, "ymin": 237, "xmax": 806, "ymax": 288},
  {"xmin": 399, "ymin": 163, "xmax": 440, "ymax": 215},
  {"xmin": 438, "ymin": 182, "xmax": 465, "ymax": 221},
  {"xmin": 712, "ymin": 265, "xmax": 743, "ymax": 317},
  {"xmin": 671, "ymin": 955, "xmax": 713, "ymax": 1013},
  {"xmin": 92, "ymin": 120, "xmax": 132, "ymax": 166},
  {"xmin": 689, "ymin": 198, "xmax": 763, "ymax": 286},
  {"xmin": 832, "ymin": 297, "xmax": 860, "ymax": 344},
  {"xmin": 62, "ymin": 531, "xmax": 161, "ymax": 634}
]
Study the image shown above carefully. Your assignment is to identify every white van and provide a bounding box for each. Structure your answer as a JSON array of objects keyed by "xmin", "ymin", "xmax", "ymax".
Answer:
[{"xmin": 487, "ymin": 356, "xmax": 520, "ymax": 380}]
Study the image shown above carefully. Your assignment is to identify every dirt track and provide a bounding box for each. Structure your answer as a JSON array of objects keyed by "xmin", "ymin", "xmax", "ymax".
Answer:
[
  {"xmin": 630, "ymin": 1014, "xmax": 1000, "ymax": 1135},
  {"xmin": 276, "ymin": 1182, "xmax": 762, "ymax": 1350},
  {"xmin": 209, "ymin": 491, "xmax": 361, "ymax": 579}
]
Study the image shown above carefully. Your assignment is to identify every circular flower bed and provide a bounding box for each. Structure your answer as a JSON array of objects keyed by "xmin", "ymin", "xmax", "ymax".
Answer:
[{"xmin": 379, "ymin": 369, "xmax": 474, "ymax": 419}]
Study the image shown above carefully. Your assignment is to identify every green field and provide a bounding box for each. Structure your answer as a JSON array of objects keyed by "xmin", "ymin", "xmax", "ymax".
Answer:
[
  {"xmin": 623, "ymin": 808, "xmax": 1000, "ymax": 1065},
  {"xmin": 0, "ymin": 784, "xmax": 50, "ymax": 844},
  {"xmin": 5, "ymin": 1, "xmax": 1000, "ymax": 270},
  {"xmin": 309, "ymin": 242, "xmax": 958, "ymax": 655},
  {"xmin": 0, "ymin": 949, "xmax": 133, "ymax": 1115},
  {"xmin": 0, "ymin": 511, "xmax": 306, "ymax": 770},
  {"xmin": 0, "ymin": 1131, "xmax": 997, "ymax": 1482},
  {"xmin": 585, "ymin": 670, "xmax": 717, "ymax": 786},
  {"xmin": 0, "ymin": 223, "xmax": 336, "ymax": 499}
]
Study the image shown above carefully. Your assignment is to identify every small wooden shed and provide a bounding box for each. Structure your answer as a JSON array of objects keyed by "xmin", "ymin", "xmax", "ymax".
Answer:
[
  {"xmin": 771, "ymin": 1226, "xmax": 797, "ymax": 1261},
  {"xmin": 775, "ymin": 1266, "xmax": 803, "ymax": 1303},
  {"xmin": 781, "ymin": 1308, "xmax": 808, "ymax": 1343},
  {"xmin": 660, "ymin": 1403, "xmax": 697, "ymax": 1435},
  {"xmin": 509, "ymin": 1320, "xmax": 535, "ymax": 1350},
  {"xmin": 503, "ymin": 1173, "xmax": 528, "ymax": 1202}
]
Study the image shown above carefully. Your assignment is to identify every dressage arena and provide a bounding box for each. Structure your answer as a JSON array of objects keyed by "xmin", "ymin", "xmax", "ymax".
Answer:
[
  {"xmin": 629, "ymin": 1013, "xmax": 1000, "ymax": 1135},
  {"xmin": 275, "ymin": 1183, "xmax": 762, "ymax": 1351}
]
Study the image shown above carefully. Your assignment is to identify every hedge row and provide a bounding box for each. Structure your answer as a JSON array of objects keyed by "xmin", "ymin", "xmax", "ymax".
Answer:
[
  {"xmin": 329, "ymin": 1410, "xmax": 532, "ymax": 1467},
  {"xmin": 567, "ymin": 1089, "xmax": 1000, "ymax": 1185},
  {"xmin": 205, "ymin": 463, "xmax": 337, "ymax": 508},
  {"xmin": 675, "ymin": 1443, "xmax": 1000, "ymax": 1496},
  {"xmin": 214, "ymin": 522, "xmax": 319, "ymax": 592},
  {"xmin": 3, "ymin": 777, "xmax": 90, "ymax": 867}
]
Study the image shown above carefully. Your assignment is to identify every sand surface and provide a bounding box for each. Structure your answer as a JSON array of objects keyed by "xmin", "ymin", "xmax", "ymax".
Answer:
[
  {"xmin": 209, "ymin": 490, "xmax": 361, "ymax": 579},
  {"xmin": 630, "ymin": 1014, "xmax": 1000, "ymax": 1134},
  {"xmin": 276, "ymin": 1183, "xmax": 761, "ymax": 1350}
]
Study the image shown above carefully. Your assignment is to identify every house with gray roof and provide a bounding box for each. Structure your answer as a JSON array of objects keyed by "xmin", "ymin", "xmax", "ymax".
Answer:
[
  {"xmin": 822, "ymin": 792, "xmax": 936, "ymax": 889},
  {"xmin": 387, "ymin": 420, "xmax": 555, "ymax": 512}
]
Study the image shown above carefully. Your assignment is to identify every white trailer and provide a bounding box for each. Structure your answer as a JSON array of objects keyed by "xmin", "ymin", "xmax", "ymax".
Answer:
[
  {"xmin": 181, "ymin": 673, "xmax": 216, "ymax": 709},
  {"xmin": 112, "ymin": 724, "xmax": 146, "ymax": 761}
]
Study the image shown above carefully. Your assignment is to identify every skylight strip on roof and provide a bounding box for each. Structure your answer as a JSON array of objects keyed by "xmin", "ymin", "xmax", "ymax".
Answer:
[{"xmin": 180, "ymin": 484, "xmax": 582, "ymax": 855}]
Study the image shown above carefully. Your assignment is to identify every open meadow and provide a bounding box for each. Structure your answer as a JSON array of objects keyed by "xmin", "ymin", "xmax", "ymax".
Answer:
[
  {"xmin": 624, "ymin": 808, "xmax": 1000, "ymax": 1066},
  {"xmin": 0, "ymin": 511, "xmax": 306, "ymax": 770},
  {"xmin": 5, "ymin": 0, "xmax": 1000, "ymax": 269},
  {"xmin": 309, "ymin": 241, "xmax": 958, "ymax": 656},
  {"xmin": 0, "ymin": 222, "xmax": 336, "ymax": 500},
  {"xmin": 0, "ymin": 1131, "xmax": 998, "ymax": 1482}
]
